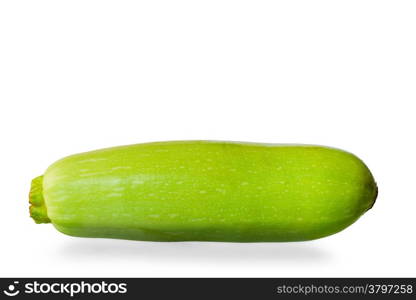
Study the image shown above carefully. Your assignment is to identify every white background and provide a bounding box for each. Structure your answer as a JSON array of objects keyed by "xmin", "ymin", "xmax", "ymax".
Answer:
[{"xmin": 0, "ymin": 1, "xmax": 415, "ymax": 277}]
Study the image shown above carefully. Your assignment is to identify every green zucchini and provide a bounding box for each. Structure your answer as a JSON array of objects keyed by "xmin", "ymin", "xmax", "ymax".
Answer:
[{"xmin": 29, "ymin": 141, "xmax": 377, "ymax": 242}]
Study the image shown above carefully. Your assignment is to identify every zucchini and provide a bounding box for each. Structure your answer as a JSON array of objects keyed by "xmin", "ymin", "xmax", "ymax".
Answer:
[{"xmin": 29, "ymin": 141, "xmax": 377, "ymax": 242}]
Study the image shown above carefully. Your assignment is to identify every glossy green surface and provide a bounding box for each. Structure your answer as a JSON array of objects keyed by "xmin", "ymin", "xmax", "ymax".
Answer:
[{"xmin": 30, "ymin": 141, "xmax": 377, "ymax": 242}]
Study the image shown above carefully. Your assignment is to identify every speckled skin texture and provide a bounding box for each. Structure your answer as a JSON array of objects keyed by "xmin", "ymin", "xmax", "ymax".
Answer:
[{"xmin": 31, "ymin": 141, "xmax": 377, "ymax": 242}]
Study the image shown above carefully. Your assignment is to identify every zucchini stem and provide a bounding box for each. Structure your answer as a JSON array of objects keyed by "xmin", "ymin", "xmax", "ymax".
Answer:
[{"xmin": 29, "ymin": 175, "xmax": 51, "ymax": 224}]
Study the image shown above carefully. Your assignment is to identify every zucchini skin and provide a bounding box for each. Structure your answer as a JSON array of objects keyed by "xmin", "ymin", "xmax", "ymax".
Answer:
[{"xmin": 30, "ymin": 141, "xmax": 377, "ymax": 242}]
